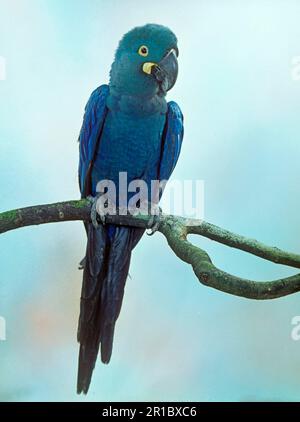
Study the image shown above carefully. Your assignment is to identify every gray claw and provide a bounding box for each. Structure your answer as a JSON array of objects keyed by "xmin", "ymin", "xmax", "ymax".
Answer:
[
  {"xmin": 88, "ymin": 195, "xmax": 106, "ymax": 229},
  {"xmin": 146, "ymin": 206, "xmax": 162, "ymax": 236},
  {"xmin": 78, "ymin": 256, "xmax": 86, "ymax": 270}
]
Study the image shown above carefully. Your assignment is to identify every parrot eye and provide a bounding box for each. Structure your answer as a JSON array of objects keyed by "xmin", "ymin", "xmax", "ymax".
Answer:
[{"xmin": 138, "ymin": 45, "xmax": 149, "ymax": 57}]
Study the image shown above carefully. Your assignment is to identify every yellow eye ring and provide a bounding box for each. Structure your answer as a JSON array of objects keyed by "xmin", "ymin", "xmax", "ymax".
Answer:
[{"xmin": 138, "ymin": 45, "xmax": 149, "ymax": 57}]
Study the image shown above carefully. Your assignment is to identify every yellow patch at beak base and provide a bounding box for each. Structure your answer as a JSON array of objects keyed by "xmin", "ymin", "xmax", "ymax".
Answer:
[{"xmin": 142, "ymin": 62, "xmax": 157, "ymax": 75}]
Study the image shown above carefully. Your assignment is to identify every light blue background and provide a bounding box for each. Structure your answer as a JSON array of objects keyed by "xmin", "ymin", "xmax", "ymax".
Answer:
[{"xmin": 1, "ymin": 0, "xmax": 300, "ymax": 401}]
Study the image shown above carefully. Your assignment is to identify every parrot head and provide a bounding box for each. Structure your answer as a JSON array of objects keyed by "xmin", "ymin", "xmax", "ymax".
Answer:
[{"xmin": 110, "ymin": 24, "xmax": 178, "ymax": 98}]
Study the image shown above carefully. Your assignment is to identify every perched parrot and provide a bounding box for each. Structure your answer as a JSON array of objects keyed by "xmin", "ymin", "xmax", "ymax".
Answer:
[{"xmin": 77, "ymin": 23, "xmax": 184, "ymax": 394}]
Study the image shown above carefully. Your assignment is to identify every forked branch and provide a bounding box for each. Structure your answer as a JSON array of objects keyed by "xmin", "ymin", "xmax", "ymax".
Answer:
[{"xmin": 0, "ymin": 199, "xmax": 299, "ymax": 300}]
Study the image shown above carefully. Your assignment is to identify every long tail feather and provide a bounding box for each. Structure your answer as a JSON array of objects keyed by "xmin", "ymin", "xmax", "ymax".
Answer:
[
  {"xmin": 77, "ymin": 224, "xmax": 108, "ymax": 394},
  {"xmin": 77, "ymin": 223, "xmax": 144, "ymax": 394}
]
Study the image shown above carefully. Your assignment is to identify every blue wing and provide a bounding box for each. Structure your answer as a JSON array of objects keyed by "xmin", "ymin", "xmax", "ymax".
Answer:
[
  {"xmin": 78, "ymin": 84, "xmax": 109, "ymax": 197},
  {"xmin": 158, "ymin": 101, "xmax": 184, "ymax": 182}
]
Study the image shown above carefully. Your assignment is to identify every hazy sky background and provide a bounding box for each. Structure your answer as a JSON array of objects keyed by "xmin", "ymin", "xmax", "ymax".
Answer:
[{"xmin": 1, "ymin": 0, "xmax": 300, "ymax": 401}]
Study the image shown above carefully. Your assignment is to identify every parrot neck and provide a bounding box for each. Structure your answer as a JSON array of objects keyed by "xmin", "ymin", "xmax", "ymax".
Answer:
[{"xmin": 107, "ymin": 86, "xmax": 168, "ymax": 116}]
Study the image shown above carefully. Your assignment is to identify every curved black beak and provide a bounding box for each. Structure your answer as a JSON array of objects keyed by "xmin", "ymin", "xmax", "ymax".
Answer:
[{"xmin": 151, "ymin": 48, "xmax": 178, "ymax": 93}]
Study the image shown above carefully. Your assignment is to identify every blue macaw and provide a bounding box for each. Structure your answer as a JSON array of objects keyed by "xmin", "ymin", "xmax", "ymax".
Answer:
[{"xmin": 77, "ymin": 24, "xmax": 184, "ymax": 394}]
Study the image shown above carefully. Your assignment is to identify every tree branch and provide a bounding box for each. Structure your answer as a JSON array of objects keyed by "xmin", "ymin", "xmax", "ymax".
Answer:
[{"xmin": 1, "ymin": 199, "xmax": 300, "ymax": 300}]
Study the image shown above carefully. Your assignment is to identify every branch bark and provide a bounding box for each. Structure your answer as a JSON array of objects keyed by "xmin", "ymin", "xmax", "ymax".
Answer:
[{"xmin": 1, "ymin": 199, "xmax": 300, "ymax": 300}]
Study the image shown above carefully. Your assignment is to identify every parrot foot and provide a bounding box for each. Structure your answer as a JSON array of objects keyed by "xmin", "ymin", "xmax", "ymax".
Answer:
[
  {"xmin": 78, "ymin": 256, "xmax": 86, "ymax": 270},
  {"xmin": 87, "ymin": 195, "xmax": 106, "ymax": 229},
  {"xmin": 146, "ymin": 205, "xmax": 162, "ymax": 236}
]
